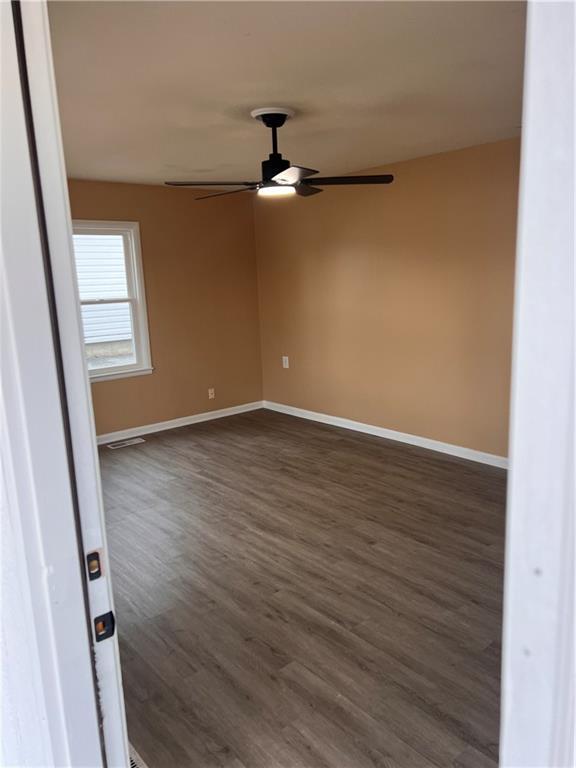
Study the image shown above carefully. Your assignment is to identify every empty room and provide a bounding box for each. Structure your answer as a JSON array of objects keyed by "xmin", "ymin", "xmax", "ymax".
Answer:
[{"xmin": 46, "ymin": 2, "xmax": 525, "ymax": 766}]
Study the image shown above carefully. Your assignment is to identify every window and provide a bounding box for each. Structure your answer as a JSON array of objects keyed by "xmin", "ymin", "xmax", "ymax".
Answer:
[{"xmin": 72, "ymin": 220, "xmax": 152, "ymax": 381}]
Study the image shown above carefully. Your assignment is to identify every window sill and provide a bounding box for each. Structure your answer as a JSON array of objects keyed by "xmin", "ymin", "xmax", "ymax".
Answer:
[{"xmin": 88, "ymin": 366, "xmax": 154, "ymax": 383}]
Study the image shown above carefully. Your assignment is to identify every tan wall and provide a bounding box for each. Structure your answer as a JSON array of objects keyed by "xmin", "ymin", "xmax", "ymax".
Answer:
[
  {"xmin": 68, "ymin": 180, "xmax": 262, "ymax": 435},
  {"xmin": 255, "ymin": 139, "xmax": 519, "ymax": 456},
  {"xmin": 71, "ymin": 139, "xmax": 518, "ymax": 453}
]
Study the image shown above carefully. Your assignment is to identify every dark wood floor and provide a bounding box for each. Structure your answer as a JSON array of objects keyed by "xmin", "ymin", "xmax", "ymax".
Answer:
[{"xmin": 101, "ymin": 409, "xmax": 506, "ymax": 768}]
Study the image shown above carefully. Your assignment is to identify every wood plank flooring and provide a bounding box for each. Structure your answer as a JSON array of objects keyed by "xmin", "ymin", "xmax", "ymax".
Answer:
[{"xmin": 100, "ymin": 409, "xmax": 506, "ymax": 768}]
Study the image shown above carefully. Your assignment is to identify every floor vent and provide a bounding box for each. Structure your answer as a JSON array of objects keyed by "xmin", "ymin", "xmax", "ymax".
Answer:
[
  {"xmin": 129, "ymin": 744, "xmax": 150, "ymax": 768},
  {"xmin": 106, "ymin": 437, "xmax": 146, "ymax": 450}
]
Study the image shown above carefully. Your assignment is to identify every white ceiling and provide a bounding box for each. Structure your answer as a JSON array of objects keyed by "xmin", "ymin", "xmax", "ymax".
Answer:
[{"xmin": 48, "ymin": 1, "xmax": 526, "ymax": 185}]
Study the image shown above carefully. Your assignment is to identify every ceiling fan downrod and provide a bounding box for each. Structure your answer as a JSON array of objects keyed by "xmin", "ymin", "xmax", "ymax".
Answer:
[{"xmin": 251, "ymin": 109, "xmax": 293, "ymax": 182}]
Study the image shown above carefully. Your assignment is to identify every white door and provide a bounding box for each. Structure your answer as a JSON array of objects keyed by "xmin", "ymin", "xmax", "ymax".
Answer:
[
  {"xmin": 499, "ymin": 2, "xmax": 575, "ymax": 766},
  {"xmin": 2, "ymin": 2, "xmax": 129, "ymax": 765}
]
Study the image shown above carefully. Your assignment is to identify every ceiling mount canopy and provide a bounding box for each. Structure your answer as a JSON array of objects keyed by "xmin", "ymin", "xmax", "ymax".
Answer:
[
  {"xmin": 165, "ymin": 108, "xmax": 394, "ymax": 200},
  {"xmin": 250, "ymin": 106, "xmax": 295, "ymax": 125}
]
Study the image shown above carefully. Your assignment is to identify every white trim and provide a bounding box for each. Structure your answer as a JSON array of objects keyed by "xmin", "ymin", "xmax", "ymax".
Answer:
[
  {"xmin": 72, "ymin": 219, "xmax": 153, "ymax": 382},
  {"xmin": 19, "ymin": 4, "xmax": 129, "ymax": 765},
  {"xmin": 2, "ymin": 4, "xmax": 106, "ymax": 763},
  {"xmin": 90, "ymin": 365, "xmax": 154, "ymax": 383},
  {"xmin": 263, "ymin": 401, "xmax": 508, "ymax": 468},
  {"xmin": 97, "ymin": 398, "xmax": 508, "ymax": 468},
  {"xmin": 500, "ymin": 2, "xmax": 574, "ymax": 765},
  {"xmin": 96, "ymin": 402, "xmax": 264, "ymax": 445}
]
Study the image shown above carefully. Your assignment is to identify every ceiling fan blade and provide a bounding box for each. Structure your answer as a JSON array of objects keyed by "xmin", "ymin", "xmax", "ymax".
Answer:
[
  {"xmin": 272, "ymin": 166, "xmax": 319, "ymax": 185},
  {"xmin": 296, "ymin": 184, "xmax": 323, "ymax": 197},
  {"xmin": 165, "ymin": 180, "xmax": 258, "ymax": 187},
  {"xmin": 196, "ymin": 187, "xmax": 257, "ymax": 201},
  {"xmin": 303, "ymin": 174, "xmax": 394, "ymax": 186}
]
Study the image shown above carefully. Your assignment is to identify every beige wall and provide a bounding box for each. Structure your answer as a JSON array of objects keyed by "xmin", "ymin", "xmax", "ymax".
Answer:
[
  {"xmin": 70, "ymin": 139, "xmax": 518, "ymax": 454},
  {"xmin": 68, "ymin": 180, "xmax": 262, "ymax": 435},
  {"xmin": 255, "ymin": 139, "xmax": 519, "ymax": 456}
]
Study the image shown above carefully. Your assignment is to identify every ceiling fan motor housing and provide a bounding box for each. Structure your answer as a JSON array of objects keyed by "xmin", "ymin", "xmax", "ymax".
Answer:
[{"xmin": 262, "ymin": 153, "xmax": 290, "ymax": 182}]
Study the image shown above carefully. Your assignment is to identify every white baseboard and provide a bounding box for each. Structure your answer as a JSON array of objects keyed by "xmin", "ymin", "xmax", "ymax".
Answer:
[
  {"xmin": 96, "ymin": 402, "xmax": 263, "ymax": 445},
  {"xmin": 263, "ymin": 401, "xmax": 508, "ymax": 469},
  {"xmin": 97, "ymin": 398, "xmax": 508, "ymax": 468}
]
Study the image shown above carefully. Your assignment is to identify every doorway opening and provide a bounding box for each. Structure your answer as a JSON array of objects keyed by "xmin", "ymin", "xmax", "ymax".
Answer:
[{"xmin": 47, "ymin": 2, "xmax": 525, "ymax": 765}]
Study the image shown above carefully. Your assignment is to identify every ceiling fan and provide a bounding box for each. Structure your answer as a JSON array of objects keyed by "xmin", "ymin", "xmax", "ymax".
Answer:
[{"xmin": 165, "ymin": 108, "xmax": 394, "ymax": 200}]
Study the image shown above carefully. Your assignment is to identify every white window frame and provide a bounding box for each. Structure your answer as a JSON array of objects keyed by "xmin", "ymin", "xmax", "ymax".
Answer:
[{"xmin": 72, "ymin": 219, "xmax": 153, "ymax": 381}]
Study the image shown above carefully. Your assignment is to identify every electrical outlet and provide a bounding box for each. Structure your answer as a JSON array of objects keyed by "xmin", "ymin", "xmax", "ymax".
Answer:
[
  {"xmin": 208, "ymin": 388, "xmax": 215, "ymax": 400},
  {"xmin": 282, "ymin": 355, "xmax": 290, "ymax": 369}
]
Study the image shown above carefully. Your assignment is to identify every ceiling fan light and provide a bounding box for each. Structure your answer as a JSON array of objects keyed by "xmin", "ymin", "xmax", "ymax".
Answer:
[{"xmin": 257, "ymin": 184, "xmax": 296, "ymax": 198}]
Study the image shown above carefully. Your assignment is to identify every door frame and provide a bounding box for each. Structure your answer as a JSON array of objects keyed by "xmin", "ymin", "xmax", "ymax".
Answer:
[
  {"xmin": 2, "ymin": 2, "xmax": 129, "ymax": 765},
  {"xmin": 3, "ymin": 1, "xmax": 106, "ymax": 764}
]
